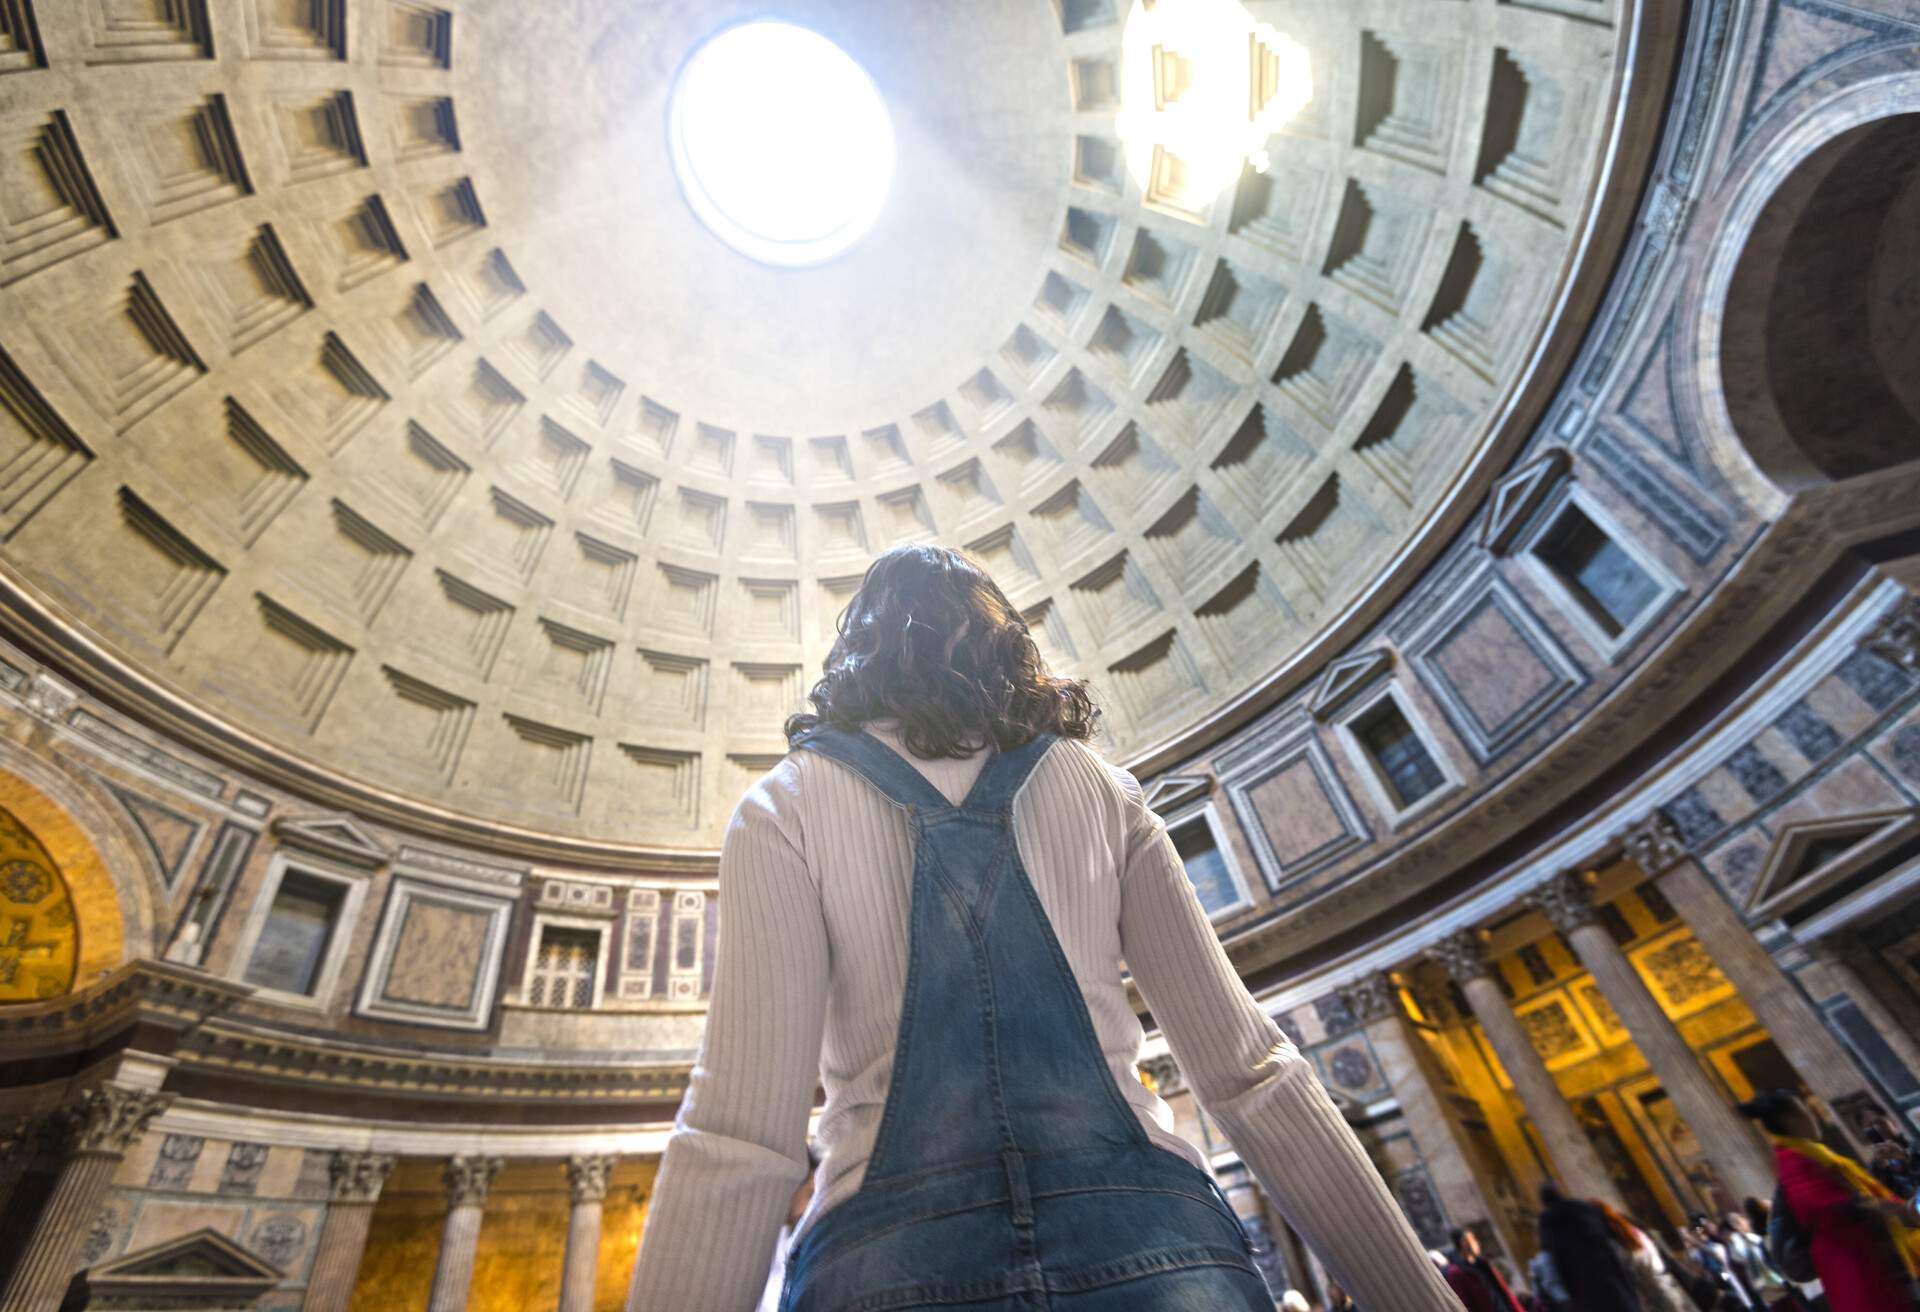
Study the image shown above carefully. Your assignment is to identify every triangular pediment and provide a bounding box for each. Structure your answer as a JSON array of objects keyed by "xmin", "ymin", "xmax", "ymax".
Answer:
[
  {"xmin": 1144, "ymin": 774, "xmax": 1212, "ymax": 817},
  {"xmin": 1747, "ymin": 808, "xmax": 1917, "ymax": 922},
  {"xmin": 1479, "ymin": 447, "xmax": 1572, "ymax": 554},
  {"xmin": 82, "ymin": 1227, "xmax": 282, "ymax": 1299},
  {"xmin": 1308, "ymin": 649, "xmax": 1394, "ymax": 721},
  {"xmin": 104, "ymin": 782, "xmax": 204, "ymax": 886},
  {"xmin": 271, "ymin": 814, "xmax": 389, "ymax": 868}
]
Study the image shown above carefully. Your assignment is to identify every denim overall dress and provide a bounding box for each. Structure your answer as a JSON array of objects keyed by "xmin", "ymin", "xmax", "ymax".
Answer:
[{"xmin": 780, "ymin": 728, "xmax": 1272, "ymax": 1311}]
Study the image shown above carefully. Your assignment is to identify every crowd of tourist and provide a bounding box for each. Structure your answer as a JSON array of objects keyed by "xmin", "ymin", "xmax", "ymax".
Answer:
[{"xmin": 1278, "ymin": 1091, "xmax": 1919, "ymax": 1312}]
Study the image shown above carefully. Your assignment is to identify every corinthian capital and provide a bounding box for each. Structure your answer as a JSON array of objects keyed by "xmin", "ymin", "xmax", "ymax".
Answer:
[
  {"xmin": 566, "ymin": 1153, "xmax": 617, "ymax": 1205},
  {"xmin": 62, "ymin": 1084, "xmax": 172, "ymax": 1158},
  {"xmin": 1427, "ymin": 930, "xmax": 1490, "ymax": 984},
  {"xmin": 1617, "ymin": 809, "xmax": 1687, "ymax": 875},
  {"xmin": 327, "ymin": 1149, "xmax": 397, "ymax": 1203},
  {"xmin": 1338, "ymin": 973, "xmax": 1399, "ymax": 1026},
  {"xmin": 1864, "ymin": 593, "xmax": 1920, "ymax": 673},
  {"xmin": 1529, "ymin": 871, "xmax": 1598, "ymax": 934},
  {"xmin": 445, "ymin": 1154, "xmax": 504, "ymax": 1208}
]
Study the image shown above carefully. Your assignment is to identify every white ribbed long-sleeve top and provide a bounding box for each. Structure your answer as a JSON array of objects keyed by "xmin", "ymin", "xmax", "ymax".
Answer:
[{"xmin": 627, "ymin": 725, "xmax": 1460, "ymax": 1311}]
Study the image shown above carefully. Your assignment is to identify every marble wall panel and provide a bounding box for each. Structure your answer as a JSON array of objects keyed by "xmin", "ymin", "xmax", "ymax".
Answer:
[
  {"xmin": 1408, "ymin": 568, "xmax": 1585, "ymax": 761},
  {"xmin": 354, "ymin": 873, "xmax": 513, "ymax": 1029},
  {"xmin": 1220, "ymin": 729, "xmax": 1371, "ymax": 895}
]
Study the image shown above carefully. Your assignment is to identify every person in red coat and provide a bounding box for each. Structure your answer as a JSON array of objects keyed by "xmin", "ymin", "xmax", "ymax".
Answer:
[
  {"xmin": 1738, "ymin": 1090, "xmax": 1920, "ymax": 1312},
  {"xmin": 1444, "ymin": 1227, "xmax": 1525, "ymax": 1312}
]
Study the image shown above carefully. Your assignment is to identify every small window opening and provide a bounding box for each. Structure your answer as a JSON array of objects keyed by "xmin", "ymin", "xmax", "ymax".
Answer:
[
  {"xmin": 1354, "ymin": 699, "xmax": 1445, "ymax": 808},
  {"xmin": 1534, "ymin": 505, "xmax": 1661, "ymax": 639},
  {"xmin": 244, "ymin": 872, "xmax": 345, "ymax": 996}
]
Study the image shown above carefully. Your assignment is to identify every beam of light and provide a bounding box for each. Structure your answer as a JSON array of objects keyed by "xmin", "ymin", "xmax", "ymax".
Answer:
[
  {"xmin": 1117, "ymin": 0, "xmax": 1313, "ymax": 213},
  {"xmin": 669, "ymin": 21, "xmax": 896, "ymax": 267}
]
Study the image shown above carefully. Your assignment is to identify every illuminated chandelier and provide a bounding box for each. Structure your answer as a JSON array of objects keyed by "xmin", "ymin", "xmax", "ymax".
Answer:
[{"xmin": 1116, "ymin": 0, "xmax": 1314, "ymax": 216}]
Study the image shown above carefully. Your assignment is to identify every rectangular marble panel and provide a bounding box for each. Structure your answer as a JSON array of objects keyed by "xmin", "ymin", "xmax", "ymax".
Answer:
[
  {"xmin": 381, "ymin": 896, "xmax": 491, "ymax": 1009},
  {"xmin": 1218, "ymin": 726, "xmax": 1370, "ymax": 894},
  {"xmin": 354, "ymin": 874, "xmax": 512, "ymax": 1029},
  {"xmin": 1407, "ymin": 566, "xmax": 1585, "ymax": 761}
]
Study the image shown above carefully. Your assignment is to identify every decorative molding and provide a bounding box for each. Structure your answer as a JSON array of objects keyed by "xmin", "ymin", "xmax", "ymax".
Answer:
[
  {"xmin": 179, "ymin": 1017, "xmax": 690, "ymax": 1107},
  {"xmin": 74, "ymin": 1227, "xmax": 283, "ymax": 1304},
  {"xmin": 1479, "ymin": 447, "xmax": 1572, "ymax": 554},
  {"xmin": 1142, "ymin": 773, "xmax": 1211, "ymax": 816},
  {"xmin": 1307, "ymin": 649, "xmax": 1394, "ymax": 721},
  {"xmin": 327, "ymin": 1149, "xmax": 396, "ymax": 1203},
  {"xmin": 444, "ymin": 1153, "xmax": 503, "ymax": 1207},
  {"xmin": 271, "ymin": 813, "xmax": 389, "ymax": 868},
  {"xmin": 1617, "ymin": 808, "xmax": 1687, "ymax": 875},
  {"xmin": 1743, "ymin": 809, "xmax": 1919, "ymax": 925}
]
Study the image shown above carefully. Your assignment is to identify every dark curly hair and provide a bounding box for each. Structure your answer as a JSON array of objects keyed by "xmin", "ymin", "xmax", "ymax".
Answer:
[{"xmin": 784, "ymin": 544, "xmax": 1098, "ymax": 758}]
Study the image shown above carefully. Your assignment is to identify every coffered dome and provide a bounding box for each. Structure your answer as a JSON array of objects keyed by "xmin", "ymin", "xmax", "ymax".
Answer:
[{"xmin": 0, "ymin": 0, "xmax": 1634, "ymax": 850}]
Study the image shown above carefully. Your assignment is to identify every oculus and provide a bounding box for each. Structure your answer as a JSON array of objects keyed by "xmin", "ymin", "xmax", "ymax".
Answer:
[{"xmin": 668, "ymin": 21, "xmax": 896, "ymax": 267}]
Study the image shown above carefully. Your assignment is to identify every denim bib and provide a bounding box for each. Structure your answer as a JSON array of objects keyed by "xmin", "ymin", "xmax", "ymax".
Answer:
[{"xmin": 781, "ymin": 729, "xmax": 1271, "ymax": 1311}]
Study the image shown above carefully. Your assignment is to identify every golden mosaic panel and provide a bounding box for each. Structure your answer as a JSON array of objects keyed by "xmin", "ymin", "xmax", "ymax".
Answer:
[{"xmin": 0, "ymin": 793, "xmax": 77, "ymax": 1002}]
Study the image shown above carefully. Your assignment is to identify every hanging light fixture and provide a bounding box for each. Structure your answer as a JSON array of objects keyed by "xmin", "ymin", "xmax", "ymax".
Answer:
[{"xmin": 1116, "ymin": 0, "xmax": 1313, "ymax": 215}]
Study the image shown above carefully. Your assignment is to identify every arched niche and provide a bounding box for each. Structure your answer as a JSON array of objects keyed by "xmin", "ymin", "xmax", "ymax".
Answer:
[
  {"xmin": 0, "ymin": 766, "xmax": 135, "ymax": 999},
  {"xmin": 1720, "ymin": 112, "xmax": 1920, "ymax": 490}
]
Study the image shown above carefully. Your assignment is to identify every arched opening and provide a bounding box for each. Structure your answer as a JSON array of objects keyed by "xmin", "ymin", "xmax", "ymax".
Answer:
[
  {"xmin": 1723, "ymin": 113, "xmax": 1920, "ymax": 486},
  {"xmin": 0, "ymin": 770, "xmax": 126, "ymax": 1001}
]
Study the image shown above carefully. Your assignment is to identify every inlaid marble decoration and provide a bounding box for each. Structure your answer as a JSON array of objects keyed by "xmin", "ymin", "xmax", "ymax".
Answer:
[
  {"xmin": 1575, "ymin": 980, "xmax": 1628, "ymax": 1047},
  {"xmin": 382, "ymin": 896, "xmax": 492, "ymax": 1009},
  {"xmin": 1323, "ymin": 1040, "xmax": 1381, "ymax": 1095},
  {"xmin": 251, "ymin": 1212, "xmax": 310, "ymax": 1272},
  {"xmin": 148, "ymin": 1133, "xmax": 204, "ymax": 1190},
  {"xmin": 1632, "ymin": 929, "xmax": 1731, "ymax": 1018},
  {"xmin": 220, "ymin": 1141, "xmax": 270, "ymax": 1195},
  {"xmin": 1514, "ymin": 990, "xmax": 1600, "ymax": 1070}
]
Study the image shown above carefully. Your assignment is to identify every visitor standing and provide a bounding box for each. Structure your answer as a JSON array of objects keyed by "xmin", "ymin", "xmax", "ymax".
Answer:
[
  {"xmin": 1536, "ymin": 1184, "xmax": 1643, "ymax": 1312},
  {"xmin": 627, "ymin": 545, "xmax": 1462, "ymax": 1310},
  {"xmin": 1738, "ymin": 1089, "xmax": 1920, "ymax": 1311},
  {"xmin": 1443, "ymin": 1227, "xmax": 1524, "ymax": 1312}
]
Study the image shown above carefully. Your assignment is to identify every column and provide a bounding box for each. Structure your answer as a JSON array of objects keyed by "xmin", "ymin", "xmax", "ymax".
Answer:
[
  {"xmin": 1428, "ymin": 930, "xmax": 1625, "ymax": 1209},
  {"xmin": 426, "ymin": 1155, "xmax": 502, "ymax": 1312},
  {"xmin": 1339, "ymin": 973, "xmax": 1530, "ymax": 1265},
  {"xmin": 0, "ymin": 1084, "xmax": 171, "ymax": 1312},
  {"xmin": 1532, "ymin": 871, "xmax": 1776, "ymax": 1204},
  {"xmin": 1624, "ymin": 810, "xmax": 1891, "ymax": 1152},
  {"xmin": 302, "ymin": 1150, "xmax": 396, "ymax": 1312},
  {"xmin": 558, "ymin": 1154, "xmax": 615, "ymax": 1312}
]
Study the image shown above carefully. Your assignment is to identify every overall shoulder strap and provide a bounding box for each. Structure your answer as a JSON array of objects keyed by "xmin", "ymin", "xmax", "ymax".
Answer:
[
  {"xmin": 960, "ymin": 733, "xmax": 1057, "ymax": 814},
  {"xmin": 794, "ymin": 728, "xmax": 954, "ymax": 813}
]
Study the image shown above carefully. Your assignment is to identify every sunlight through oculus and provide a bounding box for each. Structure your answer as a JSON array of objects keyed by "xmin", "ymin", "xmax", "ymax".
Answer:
[{"xmin": 669, "ymin": 22, "xmax": 896, "ymax": 267}]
